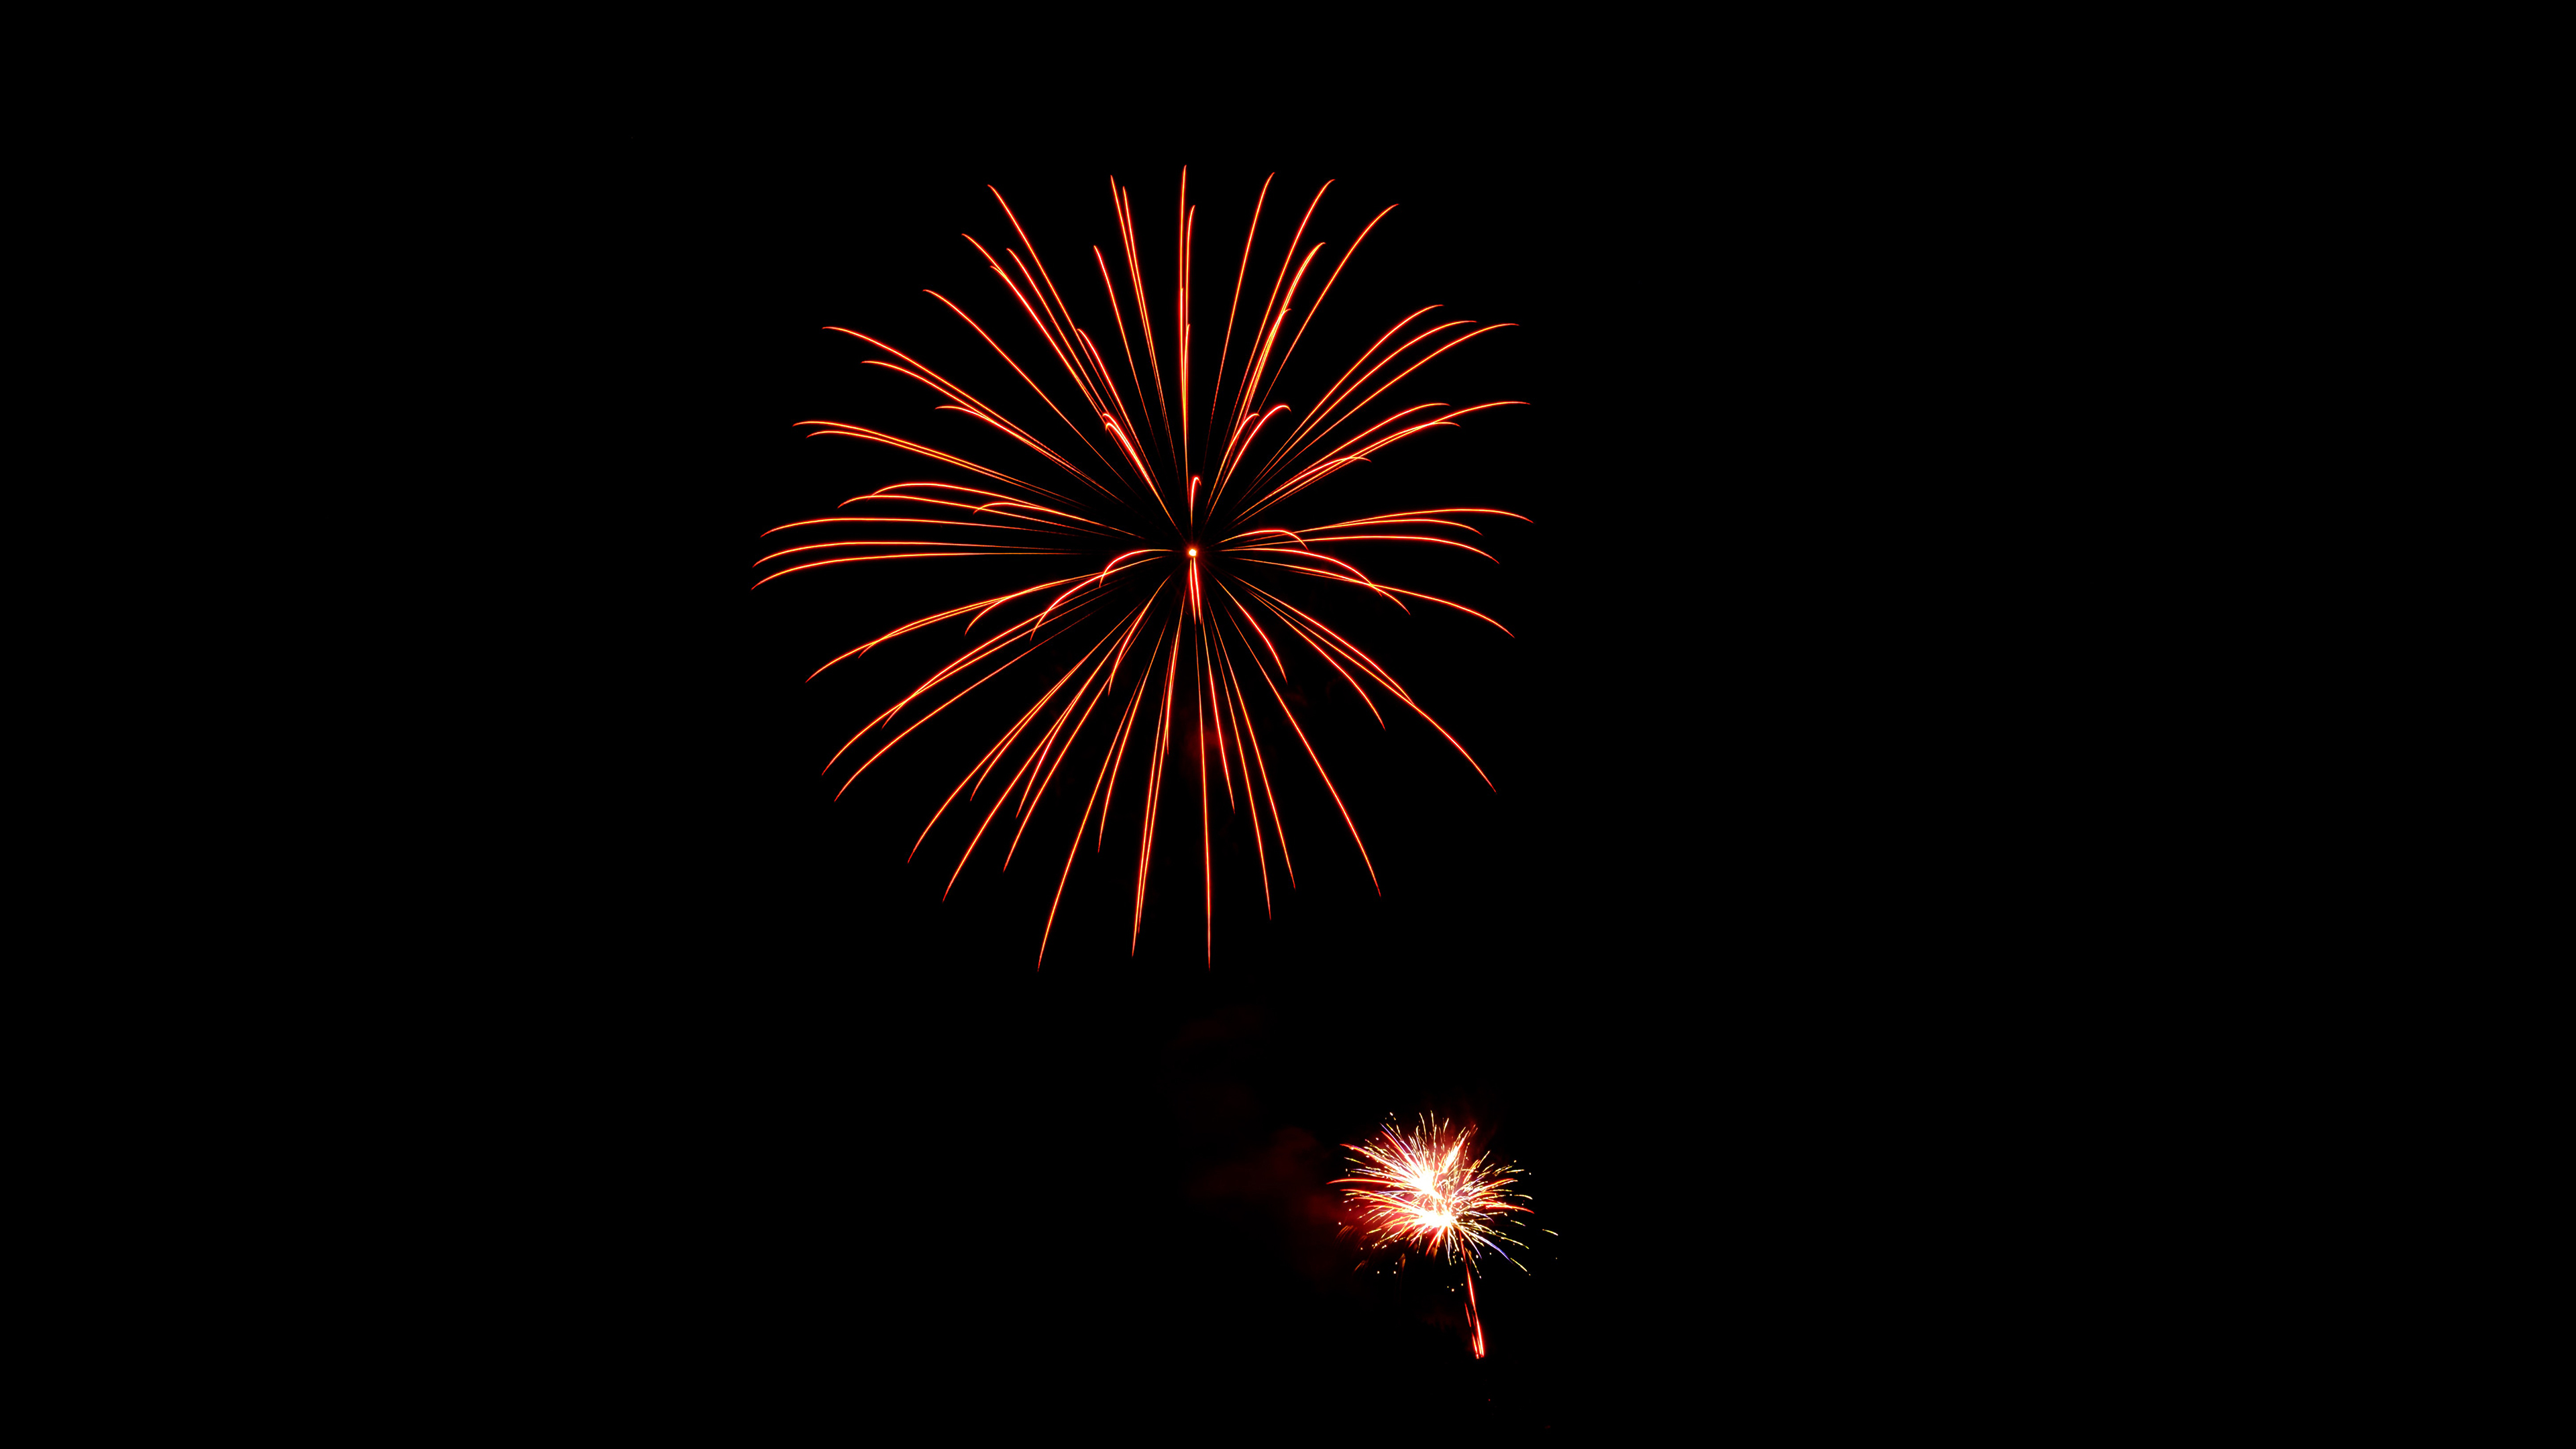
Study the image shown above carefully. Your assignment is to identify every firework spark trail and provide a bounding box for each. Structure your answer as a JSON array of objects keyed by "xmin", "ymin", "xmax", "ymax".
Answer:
[
  {"xmin": 1335, "ymin": 1116, "xmax": 1536, "ymax": 1358},
  {"xmin": 759, "ymin": 170, "xmax": 1527, "ymax": 964}
]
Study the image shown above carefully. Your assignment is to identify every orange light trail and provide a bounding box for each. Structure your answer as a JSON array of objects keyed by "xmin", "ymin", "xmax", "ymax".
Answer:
[{"xmin": 759, "ymin": 169, "xmax": 1526, "ymax": 965}]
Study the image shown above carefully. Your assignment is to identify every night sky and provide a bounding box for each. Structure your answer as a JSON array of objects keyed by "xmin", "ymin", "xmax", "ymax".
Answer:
[{"xmin": 525, "ymin": 111, "xmax": 1909, "ymax": 1434}]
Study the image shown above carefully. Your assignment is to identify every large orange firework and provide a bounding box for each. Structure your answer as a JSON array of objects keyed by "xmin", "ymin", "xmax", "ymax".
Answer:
[
  {"xmin": 1336, "ymin": 1116, "xmax": 1536, "ymax": 1358},
  {"xmin": 759, "ymin": 169, "xmax": 1523, "ymax": 963}
]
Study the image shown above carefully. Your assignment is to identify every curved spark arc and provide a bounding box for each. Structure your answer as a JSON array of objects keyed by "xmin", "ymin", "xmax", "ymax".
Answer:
[
  {"xmin": 761, "ymin": 170, "xmax": 1523, "ymax": 965},
  {"xmin": 1336, "ymin": 1116, "xmax": 1536, "ymax": 1359}
]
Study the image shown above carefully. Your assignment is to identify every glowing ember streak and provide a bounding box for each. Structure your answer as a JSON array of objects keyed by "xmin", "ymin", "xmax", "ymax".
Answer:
[
  {"xmin": 1334, "ymin": 1116, "xmax": 1536, "ymax": 1358},
  {"xmin": 759, "ymin": 169, "xmax": 1526, "ymax": 965}
]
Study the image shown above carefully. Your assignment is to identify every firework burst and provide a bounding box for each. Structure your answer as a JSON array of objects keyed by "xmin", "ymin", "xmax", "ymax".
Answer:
[
  {"xmin": 759, "ymin": 168, "xmax": 1524, "ymax": 963},
  {"xmin": 1335, "ymin": 1115, "xmax": 1534, "ymax": 1358}
]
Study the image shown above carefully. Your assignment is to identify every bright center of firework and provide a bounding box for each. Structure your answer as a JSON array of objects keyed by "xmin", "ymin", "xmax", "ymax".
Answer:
[
  {"xmin": 1336, "ymin": 1116, "xmax": 1534, "ymax": 1362},
  {"xmin": 1187, "ymin": 547, "xmax": 1197, "ymax": 557}
]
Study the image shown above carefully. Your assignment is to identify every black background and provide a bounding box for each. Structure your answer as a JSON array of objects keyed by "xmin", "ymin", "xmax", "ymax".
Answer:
[{"xmin": 490, "ymin": 95, "xmax": 2008, "ymax": 1436}]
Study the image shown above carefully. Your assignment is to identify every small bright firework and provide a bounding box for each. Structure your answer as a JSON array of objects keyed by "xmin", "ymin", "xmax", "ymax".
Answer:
[{"xmin": 1334, "ymin": 1115, "xmax": 1534, "ymax": 1358}]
